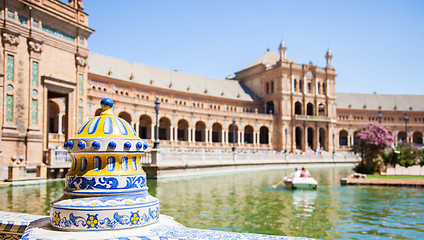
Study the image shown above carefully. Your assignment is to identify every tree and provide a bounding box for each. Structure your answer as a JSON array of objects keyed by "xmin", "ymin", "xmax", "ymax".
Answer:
[
  {"xmin": 352, "ymin": 124, "xmax": 395, "ymax": 174},
  {"xmin": 382, "ymin": 143, "xmax": 421, "ymax": 169}
]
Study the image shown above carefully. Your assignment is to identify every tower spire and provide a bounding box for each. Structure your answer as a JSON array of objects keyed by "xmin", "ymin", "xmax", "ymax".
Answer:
[
  {"xmin": 325, "ymin": 47, "xmax": 333, "ymax": 68},
  {"xmin": 279, "ymin": 38, "xmax": 287, "ymax": 62}
]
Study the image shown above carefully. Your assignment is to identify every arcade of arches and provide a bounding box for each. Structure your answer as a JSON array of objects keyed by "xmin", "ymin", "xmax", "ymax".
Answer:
[
  {"xmin": 94, "ymin": 110, "xmax": 271, "ymax": 148},
  {"xmin": 337, "ymin": 129, "xmax": 424, "ymax": 148}
]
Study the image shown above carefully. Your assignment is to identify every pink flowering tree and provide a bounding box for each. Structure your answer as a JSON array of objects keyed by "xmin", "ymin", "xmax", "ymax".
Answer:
[{"xmin": 352, "ymin": 124, "xmax": 395, "ymax": 174}]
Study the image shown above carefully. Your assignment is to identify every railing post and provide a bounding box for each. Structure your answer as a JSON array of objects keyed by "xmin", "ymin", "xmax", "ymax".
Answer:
[{"xmin": 150, "ymin": 149, "xmax": 161, "ymax": 165}]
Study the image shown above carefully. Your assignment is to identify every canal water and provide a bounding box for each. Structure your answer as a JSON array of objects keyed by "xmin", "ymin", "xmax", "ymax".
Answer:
[{"xmin": 0, "ymin": 165, "xmax": 423, "ymax": 239}]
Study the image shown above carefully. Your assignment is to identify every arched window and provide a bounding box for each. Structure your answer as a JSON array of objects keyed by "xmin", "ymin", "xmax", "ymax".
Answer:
[
  {"xmin": 397, "ymin": 131, "xmax": 407, "ymax": 143},
  {"xmin": 159, "ymin": 117, "xmax": 171, "ymax": 140},
  {"xmin": 307, "ymin": 103, "xmax": 314, "ymax": 116},
  {"xmin": 244, "ymin": 125, "xmax": 254, "ymax": 144},
  {"xmin": 319, "ymin": 128, "xmax": 326, "ymax": 150},
  {"xmin": 318, "ymin": 103, "xmax": 326, "ymax": 116},
  {"xmin": 177, "ymin": 119, "xmax": 189, "ymax": 141},
  {"xmin": 413, "ymin": 132, "xmax": 423, "ymax": 146},
  {"xmin": 212, "ymin": 123, "xmax": 222, "ymax": 143},
  {"xmin": 195, "ymin": 121, "xmax": 206, "ymax": 142},
  {"xmin": 307, "ymin": 127, "xmax": 314, "ymax": 150},
  {"xmin": 229, "ymin": 124, "xmax": 238, "ymax": 143},
  {"xmin": 118, "ymin": 112, "xmax": 132, "ymax": 124},
  {"xmin": 294, "ymin": 102, "xmax": 302, "ymax": 115},
  {"xmin": 339, "ymin": 130, "xmax": 348, "ymax": 146},
  {"xmin": 295, "ymin": 127, "xmax": 302, "ymax": 150},
  {"xmin": 139, "ymin": 115, "xmax": 152, "ymax": 139},
  {"xmin": 266, "ymin": 101, "xmax": 274, "ymax": 114},
  {"xmin": 259, "ymin": 126, "xmax": 269, "ymax": 144}
]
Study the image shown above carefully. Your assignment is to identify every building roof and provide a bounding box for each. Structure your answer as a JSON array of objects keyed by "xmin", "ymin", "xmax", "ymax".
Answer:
[
  {"xmin": 336, "ymin": 93, "xmax": 424, "ymax": 111},
  {"xmin": 88, "ymin": 53, "xmax": 255, "ymax": 101},
  {"xmin": 244, "ymin": 50, "xmax": 293, "ymax": 69}
]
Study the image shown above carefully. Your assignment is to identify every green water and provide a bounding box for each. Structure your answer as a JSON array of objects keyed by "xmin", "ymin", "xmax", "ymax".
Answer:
[{"xmin": 1, "ymin": 165, "xmax": 423, "ymax": 239}]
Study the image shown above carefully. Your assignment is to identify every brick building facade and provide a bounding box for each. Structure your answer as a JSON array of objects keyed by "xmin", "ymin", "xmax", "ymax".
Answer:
[{"xmin": 1, "ymin": 0, "xmax": 422, "ymax": 179}]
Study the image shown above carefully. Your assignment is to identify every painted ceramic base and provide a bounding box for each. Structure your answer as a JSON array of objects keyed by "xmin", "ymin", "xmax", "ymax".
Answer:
[{"xmin": 50, "ymin": 192, "xmax": 159, "ymax": 231}]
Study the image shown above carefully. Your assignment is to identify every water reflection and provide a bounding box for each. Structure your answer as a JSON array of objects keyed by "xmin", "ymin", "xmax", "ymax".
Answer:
[
  {"xmin": 292, "ymin": 190, "xmax": 317, "ymax": 216},
  {"xmin": 0, "ymin": 180, "xmax": 64, "ymax": 215},
  {"xmin": 0, "ymin": 166, "xmax": 423, "ymax": 239}
]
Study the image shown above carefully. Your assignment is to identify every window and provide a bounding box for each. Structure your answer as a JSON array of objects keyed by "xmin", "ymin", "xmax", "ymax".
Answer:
[
  {"xmin": 294, "ymin": 80, "xmax": 297, "ymax": 92},
  {"xmin": 33, "ymin": 20, "xmax": 39, "ymax": 28},
  {"xmin": 299, "ymin": 80, "xmax": 303, "ymax": 93},
  {"xmin": 78, "ymin": 74, "xmax": 83, "ymax": 96},
  {"xmin": 308, "ymin": 82, "xmax": 311, "ymax": 93},
  {"xmin": 32, "ymin": 61, "xmax": 39, "ymax": 86},
  {"xmin": 31, "ymin": 99, "xmax": 38, "ymax": 124},
  {"xmin": 7, "ymin": 10, "xmax": 15, "ymax": 19},
  {"xmin": 7, "ymin": 55, "xmax": 14, "ymax": 82},
  {"xmin": 18, "ymin": 15, "xmax": 27, "ymax": 25},
  {"xmin": 6, "ymin": 95, "xmax": 13, "ymax": 122},
  {"xmin": 42, "ymin": 24, "xmax": 75, "ymax": 42},
  {"xmin": 79, "ymin": 37, "xmax": 84, "ymax": 45},
  {"xmin": 266, "ymin": 82, "xmax": 269, "ymax": 94},
  {"xmin": 271, "ymin": 81, "xmax": 274, "ymax": 94}
]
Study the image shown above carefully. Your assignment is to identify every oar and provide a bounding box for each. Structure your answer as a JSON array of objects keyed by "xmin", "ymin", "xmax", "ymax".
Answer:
[{"xmin": 272, "ymin": 178, "xmax": 286, "ymax": 188}]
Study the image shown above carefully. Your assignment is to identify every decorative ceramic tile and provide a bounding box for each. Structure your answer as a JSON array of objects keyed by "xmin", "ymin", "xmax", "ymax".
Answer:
[{"xmin": 21, "ymin": 214, "xmax": 310, "ymax": 240}]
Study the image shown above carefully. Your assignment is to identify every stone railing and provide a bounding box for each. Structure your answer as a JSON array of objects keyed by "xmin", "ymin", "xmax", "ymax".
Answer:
[
  {"xmin": 44, "ymin": 149, "xmax": 72, "ymax": 167},
  {"xmin": 148, "ymin": 151, "xmax": 359, "ymax": 167},
  {"xmin": 295, "ymin": 114, "xmax": 331, "ymax": 122}
]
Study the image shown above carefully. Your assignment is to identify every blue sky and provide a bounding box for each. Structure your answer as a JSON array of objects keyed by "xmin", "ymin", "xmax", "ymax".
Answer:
[{"xmin": 84, "ymin": 0, "xmax": 423, "ymax": 95}]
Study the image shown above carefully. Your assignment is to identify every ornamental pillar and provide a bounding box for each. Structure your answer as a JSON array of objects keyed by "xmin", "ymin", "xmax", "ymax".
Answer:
[
  {"xmin": 170, "ymin": 126, "xmax": 174, "ymax": 142},
  {"xmin": 188, "ymin": 128, "xmax": 191, "ymax": 142}
]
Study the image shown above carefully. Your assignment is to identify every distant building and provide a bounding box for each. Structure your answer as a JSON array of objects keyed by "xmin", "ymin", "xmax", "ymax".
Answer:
[{"xmin": 0, "ymin": 0, "xmax": 423, "ymax": 179}]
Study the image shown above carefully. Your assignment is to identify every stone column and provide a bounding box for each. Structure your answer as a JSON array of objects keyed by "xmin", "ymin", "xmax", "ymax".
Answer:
[
  {"xmin": 151, "ymin": 124, "xmax": 155, "ymax": 141},
  {"xmin": 253, "ymin": 132, "xmax": 257, "ymax": 145},
  {"xmin": 174, "ymin": 126, "xmax": 178, "ymax": 141},
  {"xmin": 241, "ymin": 131, "xmax": 245, "ymax": 144},
  {"xmin": 58, "ymin": 113, "xmax": 63, "ymax": 134},
  {"xmin": 205, "ymin": 129, "xmax": 209, "ymax": 143},
  {"xmin": 170, "ymin": 126, "xmax": 174, "ymax": 142},
  {"xmin": 225, "ymin": 130, "xmax": 229, "ymax": 144},
  {"xmin": 192, "ymin": 128, "xmax": 196, "ymax": 142},
  {"xmin": 237, "ymin": 131, "xmax": 241, "ymax": 144},
  {"xmin": 188, "ymin": 127, "xmax": 192, "ymax": 143},
  {"xmin": 268, "ymin": 133, "xmax": 272, "ymax": 145},
  {"xmin": 221, "ymin": 130, "xmax": 225, "ymax": 143}
]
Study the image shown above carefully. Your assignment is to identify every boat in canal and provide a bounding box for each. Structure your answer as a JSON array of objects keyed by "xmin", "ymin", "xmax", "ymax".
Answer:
[
  {"xmin": 274, "ymin": 176, "xmax": 318, "ymax": 190},
  {"xmin": 282, "ymin": 176, "xmax": 318, "ymax": 189}
]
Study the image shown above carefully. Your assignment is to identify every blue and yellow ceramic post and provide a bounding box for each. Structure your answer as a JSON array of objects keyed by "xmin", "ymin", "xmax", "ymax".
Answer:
[{"xmin": 50, "ymin": 98, "xmax": 159, "ymax": 231}]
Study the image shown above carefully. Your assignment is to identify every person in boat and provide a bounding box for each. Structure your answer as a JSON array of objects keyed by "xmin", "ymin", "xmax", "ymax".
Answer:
[
  {"xmin": 300, "ymin": 167, "xmax": 311, "ymax": 178},
  {"xmin": 288, "ymin": 167, "xmax": 301, "ymax": 179}
]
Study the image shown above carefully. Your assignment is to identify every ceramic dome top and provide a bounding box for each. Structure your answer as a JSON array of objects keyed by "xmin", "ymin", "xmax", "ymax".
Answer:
[{"xmin": 64, "ymin": 98, "xmax": 147, "ymax": 152}]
